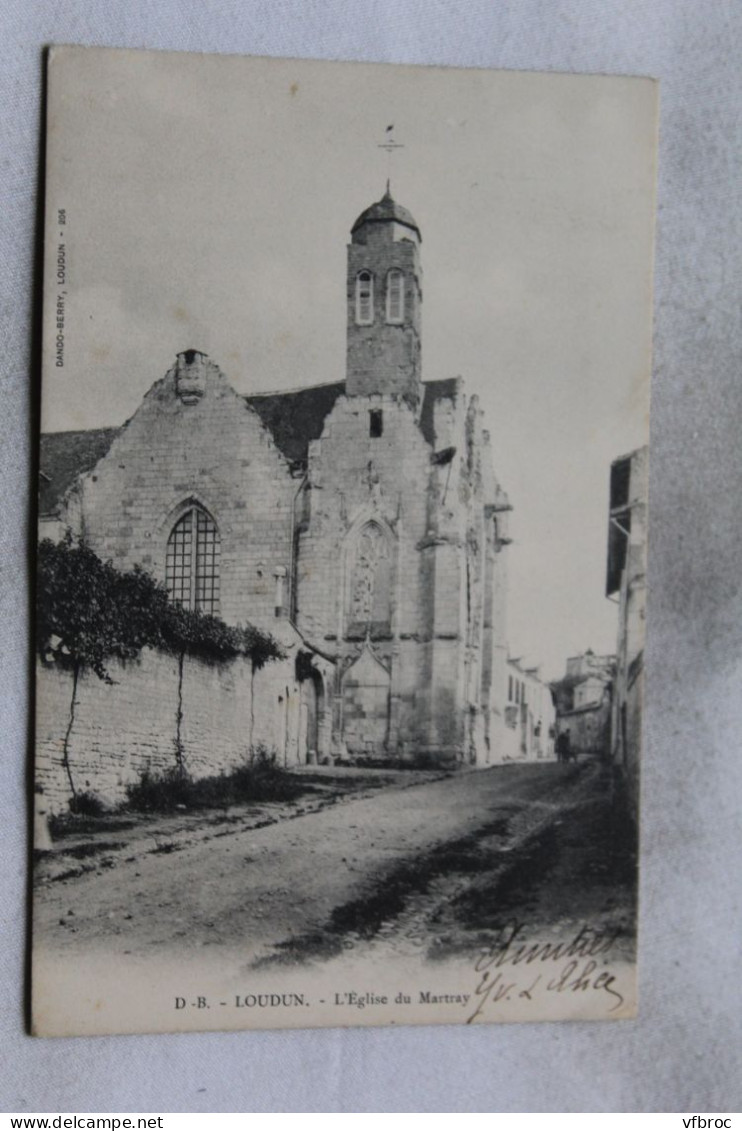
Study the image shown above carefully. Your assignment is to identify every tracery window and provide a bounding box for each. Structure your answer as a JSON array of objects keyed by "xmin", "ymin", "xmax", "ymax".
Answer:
[
  {"xmin": 166, "ymin": 505, "xmax": 220, "ymax": 614},
  {"xmin": 386, "ymin": 269, "xmax": 404, "ymax": 323},
  {"xmin": 346, "ymin": 521, "xmax": 392, "ymax": 638},
  {"xmin": 355, "ymin": 271, "xmax": 374, "ymax": 324}
]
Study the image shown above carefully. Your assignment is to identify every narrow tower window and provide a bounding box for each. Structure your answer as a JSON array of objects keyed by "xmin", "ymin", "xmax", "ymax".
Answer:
[
  {"xmin": 355, "ymin": 271, "xmax": 374, "ymax": 325},
  {"xmin": 386, "ymin": 269, "xmax": 404, "ymax": 323},
  {"xmin": 369, "ymin": 409, "xmax": 383, "ymax": 438},
  {"xmin": 166, "ymin": 505, "xmax": 220, "ymax": 614}
]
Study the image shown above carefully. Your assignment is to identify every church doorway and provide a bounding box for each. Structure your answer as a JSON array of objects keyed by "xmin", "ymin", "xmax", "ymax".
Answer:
[
  {"xmin": 299, "ymin": 671, "xmax": 323, "ymax": 764},
  {"xmin": 341, "ymin": 646, "xmax": 391, "ymax": 758}
]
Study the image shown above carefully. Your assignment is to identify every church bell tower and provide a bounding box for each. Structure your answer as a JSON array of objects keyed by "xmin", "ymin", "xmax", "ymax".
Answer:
[{"xmin": 346, "ymin": 185, "xmax": 422, "ymax": 402}]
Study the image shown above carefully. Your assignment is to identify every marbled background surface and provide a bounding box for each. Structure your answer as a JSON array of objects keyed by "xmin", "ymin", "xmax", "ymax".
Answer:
[{"xmin": 1, "ymin": 0, "xmax": 740, "ymax": 1113}]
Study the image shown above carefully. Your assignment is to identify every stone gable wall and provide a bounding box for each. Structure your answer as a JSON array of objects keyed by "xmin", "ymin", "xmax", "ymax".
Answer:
[
  {"xmin": 296, "ymin": 392, "xmax": 441, "ymax": 755},
  {"xmin": 294, "ymin": 389, "xmax": 514, "ymax": 761},
  {"xmin": 58, "ymin": 355, "xmax": 297, "ymax": 631},
  {"xmin": 297, "ymin": 393, "xmax": 433, "ymax": 644}
]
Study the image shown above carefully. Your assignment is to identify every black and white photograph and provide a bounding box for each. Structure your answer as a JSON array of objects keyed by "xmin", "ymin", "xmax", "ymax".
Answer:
[{"xmin": 32, "ymin": 46, "xmax": 656, "ymax": 1037}]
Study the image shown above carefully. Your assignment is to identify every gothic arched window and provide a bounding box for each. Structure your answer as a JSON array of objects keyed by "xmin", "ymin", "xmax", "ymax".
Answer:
[
  {"xmin": 166, "ymin": 505, "xmax": 220, "ymax": 615},
  {"xmin": 346, "ymin": 522, "xmax": 392, "ymax": 639},
  {"xmin": 355, "ymin": 271, "xmax": 374, "ymax": 325},
  {"xmin": 386, "ymin": 269, "xmax": 404, "ymax": 323}
]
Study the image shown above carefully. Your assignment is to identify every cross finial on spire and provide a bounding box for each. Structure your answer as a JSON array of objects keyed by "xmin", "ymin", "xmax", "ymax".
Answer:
[{"xmin": 378, "ymin": 125, "xmax": 404, "ymax": 190}]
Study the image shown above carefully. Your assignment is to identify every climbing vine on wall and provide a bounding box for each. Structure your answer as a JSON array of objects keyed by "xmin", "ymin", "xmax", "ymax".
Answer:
[
  {"xmin": 37, "ymin": 535, "xmax": 284, "ymax": 791},
  {"xmin": 38, "ymin": 536, "xmax": 283, "ymax": 671}
]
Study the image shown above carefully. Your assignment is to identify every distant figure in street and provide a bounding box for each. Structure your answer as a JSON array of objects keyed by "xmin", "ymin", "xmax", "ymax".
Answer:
[{"xmin": 556, "ymin": 728, "xmax": 572, "ymax": 764}]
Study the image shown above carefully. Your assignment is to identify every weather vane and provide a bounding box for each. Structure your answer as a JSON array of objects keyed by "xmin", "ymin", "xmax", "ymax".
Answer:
[{"xmin": 377, "ymin": 125, "xmax": 404, "ymax": 188}]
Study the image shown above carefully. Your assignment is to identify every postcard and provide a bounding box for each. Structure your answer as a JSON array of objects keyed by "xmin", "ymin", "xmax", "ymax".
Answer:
[{"xmin": 33, "ymin": 46, "xmax": 656, "ymax": 1036}]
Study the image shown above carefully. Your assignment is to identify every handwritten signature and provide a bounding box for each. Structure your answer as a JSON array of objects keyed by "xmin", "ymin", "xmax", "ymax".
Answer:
[{"xmin": 466, "ymin": 919, "xmax": 626, "ymax": 1023}]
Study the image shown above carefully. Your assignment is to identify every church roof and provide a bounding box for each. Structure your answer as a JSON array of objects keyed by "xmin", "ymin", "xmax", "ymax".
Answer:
[
  {"xmin": 418, "ymin": 377, "xmax": 459, "ymax": 446},
  {"xmin": 38, "ymin": 380, "xmax": 460, "ymax": 514},
  {"xmin": 351, "ymin": 187, "xmax": 421, "ymax": 241},
  {"xmin": 38, "ymin": 427, "xmax": 120, "ymax": 517},
  {"xmin": 245, "ymin": 382, "xmax": 346, "ymax": 463}
]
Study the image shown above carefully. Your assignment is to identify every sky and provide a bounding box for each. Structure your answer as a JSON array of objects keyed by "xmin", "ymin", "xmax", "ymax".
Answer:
[{"xmin": 42, "ymin": 48, "xmax": 656, "ymax": 679}]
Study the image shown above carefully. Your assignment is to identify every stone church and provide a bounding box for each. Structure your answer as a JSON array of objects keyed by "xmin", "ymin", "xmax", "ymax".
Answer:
[{"xmin": 39, "ymin": 186, "xmax": 511, "ymax": 784}]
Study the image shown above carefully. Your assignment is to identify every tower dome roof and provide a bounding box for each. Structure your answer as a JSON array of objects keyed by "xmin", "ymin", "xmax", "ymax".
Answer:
[{"xmin": 351, "ymin": 185, "xmax": 421, "ymax": 241}]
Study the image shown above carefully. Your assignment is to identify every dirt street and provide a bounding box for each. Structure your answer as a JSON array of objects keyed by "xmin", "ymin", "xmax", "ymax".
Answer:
[{"xmin": 35, "ymin": 763, "xmax": 624, "ymax": 965}]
